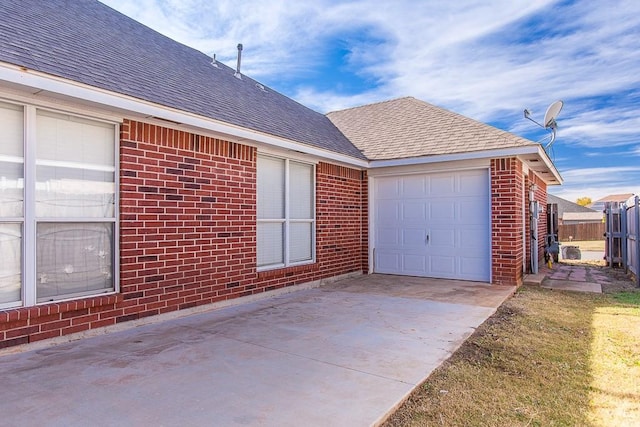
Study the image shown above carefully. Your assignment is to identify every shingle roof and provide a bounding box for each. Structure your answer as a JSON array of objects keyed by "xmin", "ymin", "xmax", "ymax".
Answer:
[
  {"xmin": 0, "ymin": 0, "xmax": 365, "ymax": 160},
  {"xmin": 327, "ymin": 97, "xmax": 536, "ymax": 161},
  {"xmin": 592, "ymin": 193, "xmax": 634, "ymax": 203},
  {"xmin": 547, "ymin": 194, "xmax": 596, "ymax": 218}
]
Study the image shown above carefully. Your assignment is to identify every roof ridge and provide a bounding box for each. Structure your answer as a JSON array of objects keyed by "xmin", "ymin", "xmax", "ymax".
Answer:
[{"xmin": 326, "ymin": 96, "xmax": 414, "ymax": 115}]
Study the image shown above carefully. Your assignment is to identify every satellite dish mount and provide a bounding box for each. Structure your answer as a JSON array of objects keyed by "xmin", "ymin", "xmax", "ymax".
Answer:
[{"xmin": 523, "ymin": 100, "xmax": 563, "ymax": 150}]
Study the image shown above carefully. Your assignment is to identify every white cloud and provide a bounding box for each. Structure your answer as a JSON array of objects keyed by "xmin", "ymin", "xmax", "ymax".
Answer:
[
  {"xmin": 100, "ymin": 1, "xmax": 640, "ymax": 121},
  {"xmin": 550, "ymin": 166, "xmax": 640, "ymax": 201}
]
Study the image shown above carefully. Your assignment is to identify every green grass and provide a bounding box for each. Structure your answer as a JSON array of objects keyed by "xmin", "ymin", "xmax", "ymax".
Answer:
[
  {"xmin": 382, "ymin": 286, "xmax": 640, "ymax": 426},
  {"xmin": 612, "ymin": 291, "xmax": 640, "ymax": 306}
]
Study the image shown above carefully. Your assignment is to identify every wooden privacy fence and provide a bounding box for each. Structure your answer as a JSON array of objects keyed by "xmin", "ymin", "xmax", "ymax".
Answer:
[
  {"xmin": 558, "ymin": 222, "xmax": 605, "ymax": 241},
  {"xmin": 604, "ymin": 196, "xmax": 640, "ymax": 287}
]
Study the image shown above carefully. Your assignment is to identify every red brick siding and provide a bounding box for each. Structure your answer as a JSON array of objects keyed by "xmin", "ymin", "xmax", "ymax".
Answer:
[
  {"xmin": 491, "ymin": 158, "xmax": 525, "ymax": 286},
  {"xmin": 0, "ymin": 120, "xmax": 367, "ymax": 349}
]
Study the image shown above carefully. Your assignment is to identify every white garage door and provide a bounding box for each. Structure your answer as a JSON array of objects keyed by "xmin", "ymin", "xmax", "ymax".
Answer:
[{"xmin": 373, "ymin": 169, "xmax": 490, "ymax": 281}]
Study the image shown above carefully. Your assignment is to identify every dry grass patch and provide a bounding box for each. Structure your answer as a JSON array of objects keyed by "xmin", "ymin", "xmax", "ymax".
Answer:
[
  {"xmin": 383, "ymin": 286, "xmax": 640, "ymax": 426},
  {"xmin": 588, "ymin": 293, "xmax": 640, "ymax": 425}
]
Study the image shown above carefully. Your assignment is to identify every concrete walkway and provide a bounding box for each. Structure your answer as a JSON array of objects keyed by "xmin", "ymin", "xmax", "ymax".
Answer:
[
  {"xmin": 528, "ymin": 263, "xmax": 604, "ymax": 293},
  {"xmin": 0, "ymin": 275, "xmax": 513, "ymax": 427}
]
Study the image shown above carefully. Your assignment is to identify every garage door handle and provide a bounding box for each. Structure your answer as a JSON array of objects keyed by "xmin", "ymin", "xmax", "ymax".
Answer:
[{"xmin": 426, "ymin": 234, "xmax": 429, "ymax": 244}]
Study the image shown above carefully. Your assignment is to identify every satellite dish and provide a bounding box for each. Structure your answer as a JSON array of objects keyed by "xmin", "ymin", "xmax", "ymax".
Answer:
[
  {"xmin": 523, "ymin": 100, "xmax": 564, "ymax": 151},
  {"xmin": 543, "ymin": 100, "xmax": 563, "ymax": 129}
]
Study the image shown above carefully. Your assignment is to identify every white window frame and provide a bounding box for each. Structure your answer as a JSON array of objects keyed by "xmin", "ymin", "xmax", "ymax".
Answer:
[
  {"xmin": 257, "ymin": 154, "xmax": 316, "ymax": 271},
  {"xmin": 0, "ymin": 100, "xmax": 119, "ymax": 309}
]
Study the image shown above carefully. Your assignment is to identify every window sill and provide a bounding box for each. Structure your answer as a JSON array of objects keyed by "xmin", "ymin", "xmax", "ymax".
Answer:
[
  {"xmin": 0, "ymin": 293, "xmax": 123, "ymax": 319},
  {"xmin": 257, "ymin": 262, "xmax": 319, "ymax": 279}
]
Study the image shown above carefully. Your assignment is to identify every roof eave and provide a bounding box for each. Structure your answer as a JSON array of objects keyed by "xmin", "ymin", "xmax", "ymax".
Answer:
[
  {"xmin": 518, "ymin": 145, "xmax": 563, "ymax": 186},
  {"xmin": 368, "ymin": 145, "xmax": 563, "ymax": 185},
  {"xmin": 0, "ymin": 62, "xmax": 369, "ymax": 168}
]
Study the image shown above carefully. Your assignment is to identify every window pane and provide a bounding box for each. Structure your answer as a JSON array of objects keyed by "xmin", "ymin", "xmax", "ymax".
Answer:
[
  {"xmin": 35, "ymin": 110, "xmax": 115, "ymax": 218},
  {"xmin": 257, "ymin": 156, "xmax": 284, "ymax": 219},
  {"xmin": 36, "ymin": 110, "xmax": 115, "ymax": 166},
  {"xmin": 289, "ymin": 162, "xmax": 313, "ymax": 219},
  {"xmin": 36, "ymin": 222, "xmax": 114, "ymax": 302},
  {"xmin": 0, "ymin": 161, "xmax": 24, "ymax": 218},
  {"xmin": 0, "ymin": 102, "xmax": 23, "ymax": 157},
  {"xmin": 0, "ymin": 223, "xmax": 21, "ymax": 305},
  {"xmin": 290, "ymin": 222, "xmax": 312, "ymax": 263},
  {"xmin": 257, "ymin": 222, "xmax": 284, "ymax": 267},
  {"xmin": 36, "ymin": 165, "xmax": 115, "ymax": 217},
  {"xmin": 0, "ymin": 102, "xmax": 24, "ymax": 217}
]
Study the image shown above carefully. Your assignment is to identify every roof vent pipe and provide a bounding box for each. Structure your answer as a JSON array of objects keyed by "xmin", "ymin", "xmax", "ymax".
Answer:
[{"xmin": 234, "ymin": 43, "xmax": 243, "ymax": 79}]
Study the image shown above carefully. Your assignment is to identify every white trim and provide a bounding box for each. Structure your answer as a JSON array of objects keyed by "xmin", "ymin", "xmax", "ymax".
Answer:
[
  {"xmin": 23, "ymin": 106, "xmax": 36, "ymax": 306},
  {"xmin": 0, "ymin": 63, "xmax": 369, "ymax": 169},
  {"xmin": 256, "ymin": 145, "xmax": 321, "ymax": 165},
  {"xmin": 368, "ymin": 146, "xmax": 539, "ymax": 168},
  {"xmin": 369, "ymin": 145, "xmax": 563, "ymax": 185},
  {"xmin": 368, "ymin": 158, "xmax": 490, "ymax": 177},
  {"xmin": 368, "ymin": 174, "xmax": 375, "ymax": 274}
]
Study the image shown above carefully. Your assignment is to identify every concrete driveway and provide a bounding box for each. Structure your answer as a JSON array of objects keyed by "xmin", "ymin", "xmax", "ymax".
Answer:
[{"xmin": 0, "ymin": 274, "xmax": 513, "ymax": 426}]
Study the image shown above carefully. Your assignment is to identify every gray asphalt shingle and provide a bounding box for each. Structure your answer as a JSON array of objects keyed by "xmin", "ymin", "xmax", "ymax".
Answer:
[
  {"xmin": 0, "ymin": 0, "xmax": 365, "ymax": 160},
  {"xmin": 327, "ymin": 97, "xmax": 537, "ymax": 161}
]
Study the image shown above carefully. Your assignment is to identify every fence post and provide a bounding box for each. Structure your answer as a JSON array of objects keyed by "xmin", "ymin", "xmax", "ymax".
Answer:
[
  {"xmin": 622, "ymin": 202, "xmax": 628, "ymax": 273},
  {"xmin": 605, "ymin": 203, "xmax": 614, "ymax": 267},
  {"xmin": 635, "ymin": 196, "xmax": 640, "ymax": 287}
]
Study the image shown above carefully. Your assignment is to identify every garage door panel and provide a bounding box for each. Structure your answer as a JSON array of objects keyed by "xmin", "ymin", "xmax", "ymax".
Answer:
[
  {"xmin": 459, "ymin": 200, "xmax": 487, "ymax": 224},
  {"xmin": 430, "ymin": 201, "xmax": 455, "ymax": 222},
  {"xmin": 377, "ymin": 227, "xmax": 399, "ymax": 246},
  {"xmin": 374, "ymin": 169, "xmax": 490, "ymax": 282},
  {"xmin": 375, "ymin": 251, "xmax": 401, "ymax": 272},
  {"xmin": 402, "ymin": 228, "xmax": 427, "ymax": 246},
  {"xmin": 430, "ymin": 228, "xmax": 455, "ymax": 248},
  {"xmin": 430, "ymin": 255, "xmax": 456, "ymax": 275},
  {"xmin": 377, "ymin": 202, "xmax": 400, "ymax": 222},
  {"xmin": 457, "ymin": 228, "xmax": 487, "ymax": 249},
  {"xmin": 460, "ymin": 256, "xmax": 488, "ymax": 278},
  {"xmin": 377, "ymin": 179, "xmax": 400, "ymax": 199},
  {"xmin": 402, "ymin": 254, "xmax": 427, "ymax": 273},
  {"xmin": 459, "ymin": 171, "xmax": 488, "ymax": 195},
  {"xmin": 402, "ymin": 176, "xmax": 427, "ymax": 198},
  {"xmin": 430, "ymin": 175, "xmax": 455, "ymax": 196},
  {"xmin": 402, "ymin": 201, "xmax": 427, "ymax": 221}
]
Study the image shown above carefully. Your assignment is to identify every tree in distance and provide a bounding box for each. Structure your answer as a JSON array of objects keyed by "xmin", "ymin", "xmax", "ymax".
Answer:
[{"xmin": 576, "ymin": 197, "xmax": 592, "ymax": 207}]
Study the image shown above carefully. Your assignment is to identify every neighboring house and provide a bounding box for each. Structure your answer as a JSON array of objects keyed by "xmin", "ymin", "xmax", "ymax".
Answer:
[
  {"xmin": 589, "ymin": 193, "xmax": 635, "ymax": 213},
  {"xmin": 547, "ymin": 194, "xmax": 601, "ymax": 225},
  {"xmin": 0, "ymin": 0, "xmax": 561, "ymax": 349},
  {"xmin": 561, "ymin": 212, "xmax": 603, "ymax": 225}
]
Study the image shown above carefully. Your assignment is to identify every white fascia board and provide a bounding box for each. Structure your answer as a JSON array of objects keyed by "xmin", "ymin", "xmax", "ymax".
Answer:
[
  {"xmin": 369, "ymin": 145, "xmax": 563, "ymax": 185},
  {"xmin": 369, "ymin": 146, "xmax": 541, "ymax": 168},
  {"xmin": 0, "ymin": 63, "xmax": 368, "ymax": 169}
]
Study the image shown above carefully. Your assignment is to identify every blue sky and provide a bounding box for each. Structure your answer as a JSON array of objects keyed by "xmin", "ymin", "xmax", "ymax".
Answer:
[{"xmin": 101, "ymin": 0, "xmax": 639, "ymax": 203}]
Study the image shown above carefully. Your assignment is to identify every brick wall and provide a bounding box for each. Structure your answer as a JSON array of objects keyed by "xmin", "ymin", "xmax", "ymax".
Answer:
[
  {"xmin": 0, "ymin": 120, "xmax": 367, "ymax": 349},
  {"xmin": 491, "ymin": 158, "xmax": 525, "ymax": 286}
]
